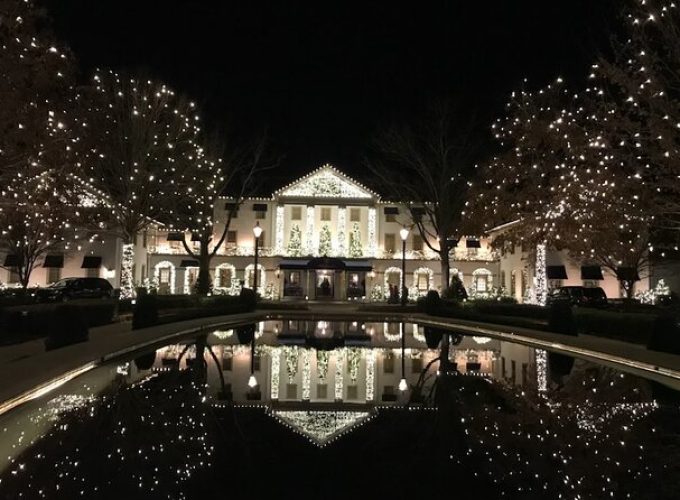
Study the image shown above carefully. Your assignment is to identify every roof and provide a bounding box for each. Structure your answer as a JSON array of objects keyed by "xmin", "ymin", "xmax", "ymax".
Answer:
[{"xmin": 274, "ymin": 164, "xmax": 380, "ymax": 200}]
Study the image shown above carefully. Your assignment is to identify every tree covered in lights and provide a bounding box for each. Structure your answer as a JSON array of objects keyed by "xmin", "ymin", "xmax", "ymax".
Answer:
[
  {"xmin": 76, "ymin": 69, "xmax": 203, "ymax": 298},
  {"xmin": 318, "ymin": 224, "xmax": 331, "ymax": 256},
  {"xmin": 368, "ymin": 101, "xmax": 483, "ymax": 288},
  {"xmin": 0, "ymin": 169, "xmax": 85, "ymax": 289},
  {"xmin": 0, "ymin": 0, "xmax": 76, "ymax": 183},
  {"xmin": 287, "ymin": 224, "xmax": 303, "ymax": 257},
  {"xmin": 169, "ymin": 133, "xmax": 268, "ymax": 295},
  {"xmin": 475, "ymin": 77, "xmax": 655, "ymax": 297},
  {"xmin": 348, "ymin": 222, "xmax": 363, "ymax": 258}
]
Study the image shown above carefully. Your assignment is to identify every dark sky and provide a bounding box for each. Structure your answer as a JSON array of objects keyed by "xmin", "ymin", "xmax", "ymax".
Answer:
[{"xmin": 43, "ymin": 0, "xmax": 618, "ymax": 187}]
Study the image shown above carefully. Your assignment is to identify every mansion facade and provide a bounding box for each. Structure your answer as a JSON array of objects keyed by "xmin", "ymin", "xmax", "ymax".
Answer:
[
  {"xmin": 147, "ymin": 165, "xmax": 499, "ymax": 300},
  {"xmin": 2, "ymin": 164, "xmax": 661, "ymax": 301}
]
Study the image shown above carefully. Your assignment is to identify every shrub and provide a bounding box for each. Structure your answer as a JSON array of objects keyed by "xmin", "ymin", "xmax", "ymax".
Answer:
[
  {"xmin": 647, "ymin": 315, "xmax": 680, "ymax": 354},
  {"xmin": 239, "ymin": 288, "xmax": 258, "ymax": 311},
  {"xmin": 548, "ymin": 302, "xmax": 576, "ymax": 335},
  {"xmin": 44, "ymin": 304, "xmax": 89, "ymax": 350},
  {"xmin": 133, "ymin": 295, "xmax": 159, "ymax": 330},
  {"xmin": 574, "ymin": 308, "xmax": 656, "ymax": 344},
  {"xmin": 417, "ymin": 290, "xmax": 442, "ymax": 315},
  {"xmin": 471, "ymin": 301, "xmax": 549, "ymax": 320}
]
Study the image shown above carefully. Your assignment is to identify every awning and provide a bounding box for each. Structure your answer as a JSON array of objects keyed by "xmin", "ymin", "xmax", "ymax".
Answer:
[
  {"xmin": 466, "ymin": 239, "xmax": 481, "ymax": 248},
  {"xmin": 3, "ymin": 254, "xmax": 19, "ymax": 267},
  {"xmin": 81, "ymin": 256, "xmax": 102, "ymax": 269},
  {"xmin": 616, "ymin": 267, "xmax": 640, "ymax": 281},
  {"xmin": 308, "ymin": 257, "xmax": 345, "ymax": 270},
  {"xmin": 43, "ymin": 255, "xmax": 64, "ymax": 268},
  {"xmin": 343, "ymin": 260, "xmax": 372, "ymax": 272},
  {"xmin": 180, "ymin": 259, "xmax": 200, "ymax": 268},
  {"xmin": 546, "ymin": 265, "xmax": 568, "ymax": 280},
  {"xmin": 279, "ymin": 259, "xmax": 310, "ymax": 270},
  {"xmin": 581, "ymin": 265, "xmax": 603, "ymax": 280},
  {"xmin": 167, "ymin": 232, "xmax": 184, "ymax": 241}
]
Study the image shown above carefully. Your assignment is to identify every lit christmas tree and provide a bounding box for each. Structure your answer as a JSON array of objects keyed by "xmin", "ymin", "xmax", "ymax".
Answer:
[
  {"xmin": 348, "ymin": 222, "xmax": 363, "ymax": 257},
  {"xmin": 287, "ymin": 224, "xmax": 302, "ymax": 257},
  {"xmin": 318, "ymin": 224, "xmax": 332, "ymax": 256}
]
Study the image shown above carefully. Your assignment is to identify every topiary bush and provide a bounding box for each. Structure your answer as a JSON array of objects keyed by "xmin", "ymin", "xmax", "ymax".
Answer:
[
  {"xmin": 44, "ymin": 304, "xmax": 89, "ymax": 350},
  {"xmin": 133, "ymin": 295, "xmax": 159, "ymax": 330}
]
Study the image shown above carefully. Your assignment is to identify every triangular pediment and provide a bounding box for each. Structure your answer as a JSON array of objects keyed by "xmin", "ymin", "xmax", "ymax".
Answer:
[
  {"xmin": 275, "ymin": 165, "xmax": 376, "ymax": 199},
  {"xmin": 271, "ymin": 410, "xmax": 371, "ymax": 447}
]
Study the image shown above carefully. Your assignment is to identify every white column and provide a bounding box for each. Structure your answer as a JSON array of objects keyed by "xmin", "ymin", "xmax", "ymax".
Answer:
[
  {"xmin": 535, "ymin": 243, "xmax": 547, "ymax": 306},
  {"xmin": 368, "ymin": 207, "xmax": 377, "ymax": 257},
  {"xmin": 302, "ymin": 349, "xmax": 311, "ymax": 401},
  {"xmin": 275, "ymin": 205, "xmax": 285, "ymax": 256},
  {"xmin": 365, "ymin": 349, "xmax": 375, "ymax": 401},
  {"xmin": 337, "ymin": 206, "xmax": 347, "ymax": 257},
  {"xmin": 270, "ymin": 347, "xmax": 281, "ymax": 400},
  {"xmin": 306, "ymin": 205, "xmax": 316, "ymax": 256},
  {"xmin": 334, "ymin": 348, "xmax": 345, "ymax": 400}
]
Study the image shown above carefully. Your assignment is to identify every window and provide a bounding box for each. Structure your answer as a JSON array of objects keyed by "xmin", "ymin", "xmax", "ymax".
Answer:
[
  {"xmin": 226, "ymin": 230, "xmax": 237, "ymax": 244},
  {"xmin": 510, "ymin": 271, "xmax": 517, "ymax": 298},
  {"xmin": 230, "ymin": 210, "xmax": 239, "ymax": 219},
  {"xmin": 159, "ymin": 268, "xmax": 171, "ymax": 285},
  {"xmin": 255, "ymin": 210, "xmax": 266, "ymax": 220},
  {"xmin": 321, "ymin": 207, "xmax": 331, "ymax": 221},
  {"xmin": 347, "ymin": 385, "xmax": 358, "ymax": 400},
  {"xmin": 500, "ymin": 270, "xmax": 506, "ymax": 290},
  {"xmin": 412, "ymin": 234, "xmax": 423, "ymax": 251},
  {"xmin": 475, "ymin": 274, "xmax": 488, "ymax": 292},
  {"xmin": 47, "ymin": 267, "xmax": 61, "ymax": 284},
  {"xmin": 417, "ymin": 273, "xmax": 429, "ymax": 291},
  {"xmin": 8, "ymin": 269, "xmax": 19, "ymax": 284},
  {"xmin": 384, "ymin": 233, "xmax": 396, "ymax": 253},
  {"xmin": 218, "ymin": 267, "xmax": 232, "ymax": 286},
  {"xmin": 412, "ymin": 357, "xmax": 423, "ymax": 373},
  {"xmin": 383, "ymin": 354, "xmax": 394, "ymax": 374},
  {"xmin": 350, "ymin": 208, "xmax": 360, "ymax": 222},
  {"xmin": 286, "ymin": 384, "xmax": 297, "ymax": 399},
  {"xmin": 317, "ymin": 384, "xmax": 327, "ymax": 399},
  {"xmin": 291, "ymin": 206, "xmax": 302, "ymax": 220},
  {"xmin": 385, "ymin": 213, "xmax": 396, "ymax": 223},
  {"xmin": 511, "ymin": 360, "xmax": 516, "ymax": 382}
]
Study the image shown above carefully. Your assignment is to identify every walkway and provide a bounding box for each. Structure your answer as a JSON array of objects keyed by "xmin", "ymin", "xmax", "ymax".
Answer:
[{"xmin": 1, "ymin": 303, "xmax": 680, "ymax": 411}]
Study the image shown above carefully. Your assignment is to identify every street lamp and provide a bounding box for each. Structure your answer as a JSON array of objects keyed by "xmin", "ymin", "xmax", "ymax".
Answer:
[
  {"xmin": 252, "ymin": 222, "xmax": 263, "ymax": 292},
  {"xmin": 400, "ymin": 227, "xmax": 409, "ymax": 306},
  {"xmin": 399, "ymin": 321, "xmax": 408, "ymax": 392},
  {"xmin": 248, "ymin": 336, "xmax": 258, "ymax": 388}
]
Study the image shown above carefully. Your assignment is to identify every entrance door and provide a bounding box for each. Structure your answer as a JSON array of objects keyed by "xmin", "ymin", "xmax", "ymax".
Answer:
[{"xmin": 315, "ymin": 270, "xmax": 334, "ymax": 299}]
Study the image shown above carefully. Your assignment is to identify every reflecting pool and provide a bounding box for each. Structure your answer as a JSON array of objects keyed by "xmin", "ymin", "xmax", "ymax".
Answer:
[{"xmin": 1, "ymin": 320, "xmax": 679, "ymax": 499}]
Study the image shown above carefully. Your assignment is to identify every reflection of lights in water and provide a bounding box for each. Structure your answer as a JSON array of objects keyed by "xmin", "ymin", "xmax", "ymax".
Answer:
[
  {"xmin": 473, "ymin": 336, "xmax": 491, "ymax": 345},
  {"xmin": 398, "ymin": 378, "xmax": 408, "ymax": 392},
  {"xmin": 271, "ymin": 410, "xmax": 372, "ymax": 447},
  {"xmin": 116, "ymin": 363, "xmax": 130, "ymax": 376},
  {"xmin": 247, "ymin": 374, "xmax": 258, "ymax": 388},
  {"xmin": 212, "ymin": 330, "xmax": 233, "ymax": 340}
]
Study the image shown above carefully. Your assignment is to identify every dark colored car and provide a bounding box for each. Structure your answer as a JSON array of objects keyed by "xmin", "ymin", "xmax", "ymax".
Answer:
[
  {"xmin": 36, "ymin": 278, "xmax": 117, "ymax": 302},
  {"xmin": 547, "ymin": 286, "xmax": 608, "ymax": 307}
]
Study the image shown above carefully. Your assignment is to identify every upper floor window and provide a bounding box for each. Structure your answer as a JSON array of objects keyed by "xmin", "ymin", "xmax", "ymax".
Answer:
[
  {"xmin": 291, "ymin": 206, "xmax": 302, "ymax": 220},
  {"xmin": 321, "ymin": 207, "xmax": 331, "ymax": 221},
  {"xmin": 385, "ymin": 214, "xmax": 396, "ymax": 223},
  {"xmin": 412, "ymin": 234, "xmax": 423, "ymax": 251},
  {"xmin": 350, "ymin": 208, "xmax": 361, "ymax": 222},
  {"xmin": 255, "ymin": 210, "xmax": 266, "ymax": 220},
  {"xmin": 384, "ymin": 233, "xmax": 396, "ymax": 253},
  {"xmin": 226, "ymin": 230, "xmax": 237, "ymax": 245}
]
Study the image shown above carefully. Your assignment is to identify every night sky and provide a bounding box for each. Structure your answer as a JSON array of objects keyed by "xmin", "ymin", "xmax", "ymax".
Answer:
[{"xmin": 43, "ymin": 0, "xmax": 619, "ymax": 188}]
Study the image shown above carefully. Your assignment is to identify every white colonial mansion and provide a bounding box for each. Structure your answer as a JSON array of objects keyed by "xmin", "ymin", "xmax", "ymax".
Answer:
[
  {"xmin": 147, "ymin": 165, "xmax": 499, "ymax": 300},
  {"xmin": 2, "ymin": 164, "xmax": 661, "ymax": 301}
]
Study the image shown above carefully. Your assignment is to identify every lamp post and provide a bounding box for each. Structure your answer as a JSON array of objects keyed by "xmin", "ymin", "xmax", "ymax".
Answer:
[
  {"xmin": 248, "ymin": 335, "xmax": 258, "ymax": 389},
  {"xmin": 253, "ymin": 222, "xmax": 263, "ymax": 293},
  {"xmin": 400, "ymin": 227, "xmax": 409, "ymax": 307},
  {"xmin": 399, "ymin": 321, "xmax": 408, "ymax": 392}
]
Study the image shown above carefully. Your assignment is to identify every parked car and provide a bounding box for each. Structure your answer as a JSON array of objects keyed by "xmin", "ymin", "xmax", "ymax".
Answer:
[
  {"xmin": 547, "ymin": 286, "xmax": 608, "ymax": 308},
  {"xmin": 36, "ymin": 278, "xmax": 118, "ymax": 302}
]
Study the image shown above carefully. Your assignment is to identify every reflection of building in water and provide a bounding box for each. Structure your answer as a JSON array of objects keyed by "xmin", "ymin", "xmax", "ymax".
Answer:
[{"xmin": 151, "ymin": 321, "xmax": 512, "ymax": 404}]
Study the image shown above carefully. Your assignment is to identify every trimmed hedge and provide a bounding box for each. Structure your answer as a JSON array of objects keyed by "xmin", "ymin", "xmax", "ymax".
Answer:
[
  {"xmin": 44, "ymin": 304, "xmax": 89, "ymax": 350},
  {"xmin": 573, "ymin": 308, "xmax": 657, "ymax": 345},
  {"xmin": 647, "ymin": 315, "xmax": 680, "ymax": 354},
  {"xmin": 1, "ymin": 300, "xmax": 118, "ymax": 337}
]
